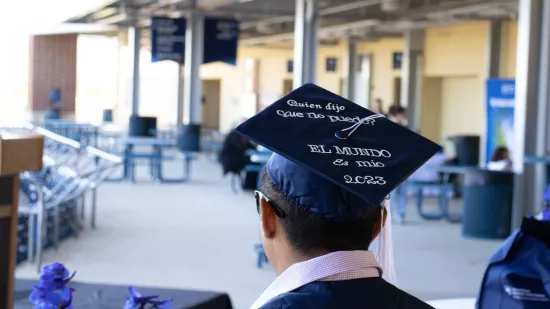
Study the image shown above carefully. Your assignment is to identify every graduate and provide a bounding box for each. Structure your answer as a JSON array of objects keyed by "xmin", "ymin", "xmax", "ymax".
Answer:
[{"xmin": 235, "ymin": 84, "xmax": 440, "ymax": 309}]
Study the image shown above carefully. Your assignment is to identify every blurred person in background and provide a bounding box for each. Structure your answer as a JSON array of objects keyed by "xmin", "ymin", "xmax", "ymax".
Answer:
[
  {"xmin": 388, "ymin": 105, "xmax": 408, "ymax": 127},
  {"xmin": 487, "ymin": 146, "xmax": 512, "ymax": 171},
  {"xmin": 372, "ymin": 98, "xmax": 385, "ymax": 115},
  {"xmin": 218, "ymin": 118, "xmax": 258, "ymax": 190}
]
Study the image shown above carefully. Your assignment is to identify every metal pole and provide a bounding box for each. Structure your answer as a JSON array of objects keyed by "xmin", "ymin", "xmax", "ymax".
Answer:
[
  {"xmin": 534, "ymin": 0, "xmax": 550, "ymax": 213},
  {"xmin": 401, "ymin": 30, "xmax": 424, "ymax": 132},
  {"xmin": 481, "ymin": 20, "xmax": 503, "ymax": 166},
  {"xmin": 293, "ymin": 0, "xmax": 319, "ymax": 89},
  {"xmin": 512, "ymin": 0, "xmax": 543, "ymax": 229},
  {"xmin": 343, "ymin": 38, "xmax": 357, "ymax": 101},
  {"xmin": 128, "ymin": 27, "xmax": 141, "ymax": 116},
  {"xmin": 486, "ymin": 20, "xmax": 502, "ymax": 79},
  {"xmin": 183, "ymin": 13, "xmax": 204, "ymax": 125},
  {"xmin": 176, "ymin": 65, "xmax": 184, "ymax": 125}
]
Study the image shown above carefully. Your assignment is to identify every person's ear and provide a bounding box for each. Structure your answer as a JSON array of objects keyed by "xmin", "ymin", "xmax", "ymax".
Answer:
[
  {"xmin": 371, "ymin": 207, "xmax": 388, "ymax": 241},
  {"xmin": 259, "ymin": 197, "xmax": 277, "ymax": 239}
]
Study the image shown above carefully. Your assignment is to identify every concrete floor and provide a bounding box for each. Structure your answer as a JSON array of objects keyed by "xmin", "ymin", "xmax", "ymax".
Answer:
[{"xmin": 16, "ymin": 156, "xmax": 503, "ymax": 309}]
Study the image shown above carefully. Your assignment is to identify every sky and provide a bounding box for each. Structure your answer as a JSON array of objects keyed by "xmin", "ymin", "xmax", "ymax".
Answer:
[
  {"xmin": 0, "ymin": 1, "xmax": 112, "ymax": 77},
  {"xmin": 0, "ymin": 0, "xmax": 111, "ymax": 36}
]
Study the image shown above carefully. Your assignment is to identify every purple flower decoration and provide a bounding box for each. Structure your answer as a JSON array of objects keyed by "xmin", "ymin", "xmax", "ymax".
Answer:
[
  {"xmin": 29, "ymin": 263, "xmax": 75, "ymax": 309},
  {"xmin": 124, "ymin": 286, "xmax": 173, "ymax": 309},
  {"xmin": 542, "ymin": 185, "xmax": 550, "ymax": 221},
  {"xmin": 543, "ymin": 185, "xmax": 550, "ymax": 202}
]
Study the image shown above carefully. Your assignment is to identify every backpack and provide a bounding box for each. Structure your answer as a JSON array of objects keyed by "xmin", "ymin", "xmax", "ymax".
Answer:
[{"xmin": 477, "ymin": 218, "xmax": 550, "ymax": 308}]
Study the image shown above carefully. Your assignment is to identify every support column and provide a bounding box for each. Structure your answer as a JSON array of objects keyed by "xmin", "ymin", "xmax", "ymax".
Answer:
[
  {"xmin": 183, "ymin": 13, "xmax": 204, "ymax": 125},
  {"xmin": 176, "ymin": 65, "xmax": 184, "ymax": 125},
  {"xmin": 486, "ymin": 20, "xmax": 502, "ymax": 78},
  {"xmin": 357, "ymin": 54, "xmax": 373, "ymax": 108},
  {"xmin": 342, "ymin": 38, "xmax": 357, "ymax": 102},
  {"xmin": 512, "ymin": 0, "xmax": 547, "ymax": 229},
  {"xmin": 128, "ymin": 27, "xmax": 141, "ymax": 116},
  {"xmin": 293, "ymin": 0, "xmax": 319, "ymax": 89},
  {"xmin": 400, "ymin": 30, "xmax": 424, "ymax": 132},
  {"xmin": 481, "ymin": 20, "xmax": 504, "ymax": 166},
  {"xmin": 177, "ymin": 12, "xmax": 204, "ymax": 152}
]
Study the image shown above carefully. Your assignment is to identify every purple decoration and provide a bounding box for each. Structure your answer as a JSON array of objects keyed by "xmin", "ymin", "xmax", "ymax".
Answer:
[
  {"xmin": 29, "ymin": 263, "xmax": 75, "ymax": 309},
  {"xmin": 543, "ymin": 185, "xmax": 550, "ymax": 202},
  {"xmin": 124, "ymin": 286, "xmax": 173, "ymax": 309}
]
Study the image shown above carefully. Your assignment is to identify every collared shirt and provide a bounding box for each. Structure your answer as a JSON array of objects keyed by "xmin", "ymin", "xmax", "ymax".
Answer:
[{"xmin": 250, "ymin": 250, "xmax": 382, "ymax": 309}]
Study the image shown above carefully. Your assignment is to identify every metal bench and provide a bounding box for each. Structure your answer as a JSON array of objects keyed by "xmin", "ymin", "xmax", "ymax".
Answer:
[
  {"xmin": 407, "ymin": 181, "xmax": 462, "ymax": 222},
  {"xmin": 4, "ymin": 124, "xmax": 122, "ymax": 272}
]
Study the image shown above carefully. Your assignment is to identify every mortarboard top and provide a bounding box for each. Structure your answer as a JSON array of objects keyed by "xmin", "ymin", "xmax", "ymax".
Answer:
[{"xmin": 235, "ymin": 83, "xmax": 441, "ymax": 221}]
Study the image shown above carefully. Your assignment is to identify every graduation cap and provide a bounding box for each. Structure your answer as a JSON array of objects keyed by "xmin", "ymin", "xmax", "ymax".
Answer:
[{"xmin": 235, "ymin": 83, "xmax": 441, "ymax": 221}]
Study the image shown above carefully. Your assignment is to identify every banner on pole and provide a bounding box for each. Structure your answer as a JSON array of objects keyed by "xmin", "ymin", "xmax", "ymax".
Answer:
[
  {"xmin": 486, "ymin": 79, "xmax": 515, "ymax": 164},
  {"xmin": 151, "ymin": 17, "xmax": 186, "ymax": 64},
  {"xmin": 203, "ymin": 18, "xmax": 239, "ymax": 65}
]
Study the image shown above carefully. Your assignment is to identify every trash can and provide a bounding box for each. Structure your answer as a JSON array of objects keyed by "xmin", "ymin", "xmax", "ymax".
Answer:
[
  {"xmin": 462, "ymin": 169, "xmax": 514, "ymax": 239},
  {"xmin": 102, "ymin": 109, "xmax": 113, "ymax": 123},
  {"xmin": 177, "ymin": 124, "xmax": 201, "ymax": 152},
  {"xmin": 449, "ymin": 135, "xmax": 480, "ymax": 166},
  {"xmin": 129, "ymin": 116, "xmax": 157, "ymax": 137}
]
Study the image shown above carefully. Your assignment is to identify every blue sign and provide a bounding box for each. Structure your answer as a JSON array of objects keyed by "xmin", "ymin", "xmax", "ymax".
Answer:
[
  {"xmin": 326, "ymin": 57, "xmax": 337, "ymax": 72},
  {"xmin": 287, "ymin": 60, "xmax": 293, "ymax": 73},
  {"xmin": 486, "ymin": 79, "xmax": 515, "ymax": 164},
  {"xmin": 203, "ymin": 18, "xmax": 239, "ymax": 65},
  {"xmin": 151, "ymin": 17, "xmax": 186, "ymax": 64},
  {"xmin": 393, "ymin": 52, "xmax": 402, "ymax": 70}
]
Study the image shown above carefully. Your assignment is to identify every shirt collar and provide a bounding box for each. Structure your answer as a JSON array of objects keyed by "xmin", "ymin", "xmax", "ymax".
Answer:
[{"xmin": 250, "ymin": 250, "xmax": 381, "ymax": 309}]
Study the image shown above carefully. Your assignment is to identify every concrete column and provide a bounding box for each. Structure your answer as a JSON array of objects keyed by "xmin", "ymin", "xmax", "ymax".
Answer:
[
  {"xmin": 293, "ymin": 0, "xmax": 319, "ymax": 89},
  {"xmin": 128, "ymin": 27, "xmax": 141, "ymax": 116},
  {"xmin": 512, "ymin": 0, "xmax": 547, "ymax": 229},
  {"xmin": 486, "ymin": 20, "xmax": 502, "ymax": 78},
  {"xmin": 183, "ymin": 13, "xmax": 204, "ymax": 125},
  {"xmin": 176, "ymin": 65, "xmax": 184, "ymax": 125},
  {"xmin": 400, "ymin": 30, "xmax": 424, "ymax": 132},
  {"xmin": 342, "ymin": 39, "xmax": 357, "ymax": 102},
  {"xmin": 357, "ymin": 54, "xmax": 373, "ymax": 108}
]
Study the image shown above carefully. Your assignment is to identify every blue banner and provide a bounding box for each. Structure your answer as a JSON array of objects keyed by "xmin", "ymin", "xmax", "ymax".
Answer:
[
  {"xmin": 203, "ymin": 18, "xmax": 239, "ymax": 65},
  {"xmin": 486, "ymin": 79, "xmax": 515, "ymax": 164},
  {"xmin": 151, "ymin": 17, "xmax": 186, "ymax": 64}
]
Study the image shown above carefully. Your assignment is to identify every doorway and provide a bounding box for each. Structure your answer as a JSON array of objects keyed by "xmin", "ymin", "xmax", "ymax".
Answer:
[
  {"xmin": 283, "ymin": 79, "xmax": 293, "ymax": 96},
  {"xmin": 393, "ymin": 77, "xmax": 402, "ymax": 105},
  {"xmin": 202, "ymin": 79, "xmax": 221, "ymax": 131}
]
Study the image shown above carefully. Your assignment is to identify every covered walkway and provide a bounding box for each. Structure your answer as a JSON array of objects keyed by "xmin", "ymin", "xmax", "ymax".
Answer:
[{"xmin": 15, "ymin": 155, "xmax": 501, "ymax": 309}]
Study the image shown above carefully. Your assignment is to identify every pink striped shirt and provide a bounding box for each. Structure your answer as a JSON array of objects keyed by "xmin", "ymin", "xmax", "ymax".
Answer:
[{"xmin": 250, "ymin": 250, "xmax": 382, "ymax": 309}]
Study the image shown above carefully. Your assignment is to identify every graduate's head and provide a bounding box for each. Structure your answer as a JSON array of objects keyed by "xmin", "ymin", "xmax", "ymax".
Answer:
[
  {"xmin": 235, "ymin": 83, "xmax": 441, "ymax": 278},
  {"xmin": 257, "ymin": 166, "xmax": 386, "ymax": 262}
]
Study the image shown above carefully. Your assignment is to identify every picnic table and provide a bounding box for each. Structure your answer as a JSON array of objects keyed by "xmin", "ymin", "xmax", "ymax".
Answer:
[
  {"xmin": 524, "ymin": 155, "xmax": 550, "ymax": 164},
  {"xmin": 404, "ymin": 165, "xmax": 474, "ymax": 222},
  {"xmin": 110, "ymin": 137, "xmax": 194, "ymax": 183}
]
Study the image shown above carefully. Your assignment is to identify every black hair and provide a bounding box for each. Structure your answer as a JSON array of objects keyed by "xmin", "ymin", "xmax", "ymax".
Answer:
[
  {"xmin": 388, "ymin": 105, "xmax": 406, "ymax": 116},
  {"xmin": 259, "ymin": 167, "xmax": 381, "ymax": 255},
  {"xmin": 490, "ymin": 146, "xmax": 510, "ymax": 162}
]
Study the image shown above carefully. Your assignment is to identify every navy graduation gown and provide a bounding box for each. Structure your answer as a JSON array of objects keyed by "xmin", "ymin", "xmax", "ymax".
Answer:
[{"xmin": 259, "ymin": 278, "xmax": 434, "ymax": 309}]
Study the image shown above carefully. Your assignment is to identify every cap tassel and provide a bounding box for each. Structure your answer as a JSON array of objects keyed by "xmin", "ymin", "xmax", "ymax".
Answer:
[
  {"xmin": 376, "ymin": 198, "xmax": 397, "ymax": 286},
  {"xmin": 335, "ymin": 114, "xmax": 385, "ymax": 140}
]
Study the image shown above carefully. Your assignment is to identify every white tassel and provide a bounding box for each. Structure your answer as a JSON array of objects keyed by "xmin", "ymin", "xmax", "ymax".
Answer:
[{"xmin": 376, "ymin": 198, "xmax": 397, "ymax": 286}]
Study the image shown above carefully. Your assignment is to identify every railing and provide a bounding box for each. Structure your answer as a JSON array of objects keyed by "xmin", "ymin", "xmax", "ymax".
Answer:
[{"xmin": 2, "ymin": 123, "xmax": 122, "ymax": 272}]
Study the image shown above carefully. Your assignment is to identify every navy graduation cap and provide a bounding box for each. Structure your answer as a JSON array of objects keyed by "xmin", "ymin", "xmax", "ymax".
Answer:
[{"xmin": 235, "ymin": 83, "xmax": 441, "ymax": 221}]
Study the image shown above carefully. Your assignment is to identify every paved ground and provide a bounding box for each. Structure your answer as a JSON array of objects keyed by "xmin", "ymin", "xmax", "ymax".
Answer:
[{"xmin": 16, "ymin": 155, "xmax": 503, "ymax": 309}]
